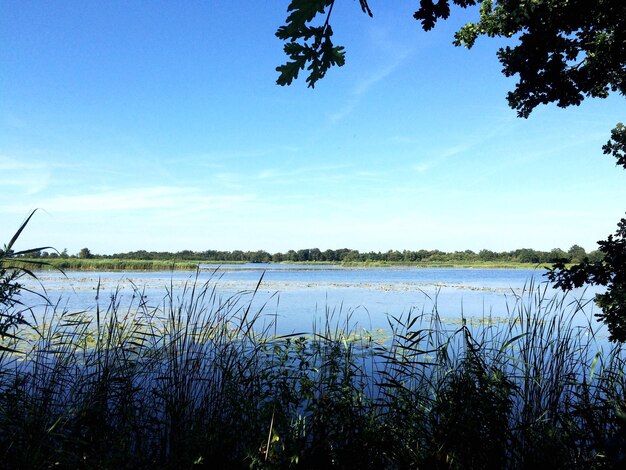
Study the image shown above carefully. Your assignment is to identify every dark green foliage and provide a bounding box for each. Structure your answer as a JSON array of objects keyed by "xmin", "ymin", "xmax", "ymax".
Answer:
[
  {"xmin": 603, "ymin": 123, "xmax": 626, "ymax": 170},
  {"xmin": 568, "ymin": 245, "xmax": 588, "ymax": 264},
  {"xmin": 0, "ymin": 210, "xmax": 52, "ymax": 344},
  {"xmin": 426, "ymin": 328, "xmax": 513, "ymax": 469},
  {"xmin": 550, "ymin": 127, "xmax": 626, "ymax": 342},
  {"xmin": 22, "ymin": 245, "xmax": 594, "ymax": 267},
  {"xmin": 277, "ymin": 1, "xmax": 626, "ymax": 117},
  {"xmin": 276, "ymin": 1, "xmax": 626, "ymax": 342},
  {"xmin": 1, "ymin": 278, "xmax": 626, "ymax": 468},
  {"xmin": 275, "ymin": 0, "xmax": 347, "ymax": 87},
  {"xmin": 450, "ymin": 1, "xmax": 626, "ymax": 118},
  {"xmin": 549, "ymin": 217, "xmax": 626, "ymax": 342},
  {"xmin": 414, "ymin": 1, "xmax": 477, "ymax": 31}
]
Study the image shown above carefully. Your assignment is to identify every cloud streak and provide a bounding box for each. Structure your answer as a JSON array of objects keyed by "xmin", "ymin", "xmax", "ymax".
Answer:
[
  {"xmin": 1, "ymin": 186, "xmax": 255, "ymax": 215},
  {"xmin": 412, "ymin": 119, "xmax": 517, "ymax": 173},
  {"xmin": 0, "ymin": 155, "xmax": 53, "ymax": 195},
  {"xmin": 329, "ymin": 49, "xmax": 410, "ymax": 123}
]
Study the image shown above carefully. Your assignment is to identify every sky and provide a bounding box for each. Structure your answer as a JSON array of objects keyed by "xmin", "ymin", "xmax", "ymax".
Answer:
[{"xmin": 1, "ymin": 1, "xmax": 625, "ymax": 255}]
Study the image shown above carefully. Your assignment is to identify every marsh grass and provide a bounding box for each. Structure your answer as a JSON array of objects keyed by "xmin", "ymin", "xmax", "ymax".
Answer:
[
  {"xmin": 13, "ymin": 258, "xmax": 201, "ymax": 272},
  {"xmin": 0, "ymin": 274, "xmax": 625, "ymax": 469}
]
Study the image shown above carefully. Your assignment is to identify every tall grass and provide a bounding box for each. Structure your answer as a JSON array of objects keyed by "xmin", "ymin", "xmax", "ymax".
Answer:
[
  {"xmin": 14, "ymin": 258, "xmax": 201, "ymax": 271},
  {"xmin": 1, "ymin": 209, "xmax": 54, "ymax": 348},
  {"xmin": 0, "ymin": 274, "xmax": 625, "ymax": 468}
]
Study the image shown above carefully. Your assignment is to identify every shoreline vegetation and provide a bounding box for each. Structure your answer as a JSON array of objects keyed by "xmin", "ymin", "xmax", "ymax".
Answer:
[
  {"xmin": 16, "ymin": 245, "xmax": 595, "ymax": 271},
  {"xmin": 1, "ymin": 277, "xmax": 624, "ymax": 468},
  {"xmin": 2, "ymin": 220, "xmax": 624, "ymax": 468},
  {"xmin": 14, "ymin": 257, "xmax": 566, "ymax": 272}
]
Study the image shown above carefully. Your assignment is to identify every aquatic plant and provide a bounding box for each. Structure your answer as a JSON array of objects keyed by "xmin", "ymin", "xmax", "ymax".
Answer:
[
  {"xmin": 0, "ymin": 210, "xmax": 53, "ymax": 349},
  {"xmin": 0, "ymin": 274, "xmax": 624, "ymax": 468}
]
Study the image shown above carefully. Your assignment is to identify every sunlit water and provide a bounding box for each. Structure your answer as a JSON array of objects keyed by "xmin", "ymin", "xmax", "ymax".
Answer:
[{"xmin": 17, "ymin": 264, "xmax": 605, "ymax": 336}]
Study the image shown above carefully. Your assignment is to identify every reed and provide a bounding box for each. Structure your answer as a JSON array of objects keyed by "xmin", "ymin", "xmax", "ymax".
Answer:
[
  {"xmin": 0, "ymin": 274, "xmax": 624, "ymax": 468},
  {"xmin": 13, "ymin": 258, "xmax": 201, "ymax": 272}
]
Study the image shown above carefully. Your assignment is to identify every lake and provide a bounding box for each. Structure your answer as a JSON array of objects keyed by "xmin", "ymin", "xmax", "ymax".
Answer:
[{"xmin": 18, "ymin": 264, "xmax": 606, "ymax": 336}]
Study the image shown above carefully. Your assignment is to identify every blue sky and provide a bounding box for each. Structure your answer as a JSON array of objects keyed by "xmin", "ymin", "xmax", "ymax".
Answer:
[{"xmin": 1, "ymin": 1, "xmax": 624, "ymax": 255}]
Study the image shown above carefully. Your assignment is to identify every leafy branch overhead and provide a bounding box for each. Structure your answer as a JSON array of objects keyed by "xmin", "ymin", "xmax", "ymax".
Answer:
[
  {"xmin": 548, "ymin": 217, "xmax": 626, "ymax": 342},
  {"xmin": 275, "ymin": 0, "xmax": 371, "ymax": 88},
  {"xmin": 276, "ymin": 0, "xmax": 626, "ymax": 118},
  {"xmin": 603, "ymin": 123, "xmax": 626, "ymax": 170},
  {"xmin": 276, "ymin": 0, "xmax": 626, "ymax": 341},
  {"xmin": 548, "ymin": 125, "xmax": 626, "ymax": 342}
]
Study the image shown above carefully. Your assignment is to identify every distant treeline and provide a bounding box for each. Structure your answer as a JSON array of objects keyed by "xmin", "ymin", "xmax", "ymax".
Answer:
[{"xmin": 27, "ymin": 245, "xmax": 602, "ymax": 265}]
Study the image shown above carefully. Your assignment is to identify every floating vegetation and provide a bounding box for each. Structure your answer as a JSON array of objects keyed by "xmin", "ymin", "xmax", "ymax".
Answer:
[{"xmin": 0, "ymin": 275, "xmax": 624, "ymax": 468}]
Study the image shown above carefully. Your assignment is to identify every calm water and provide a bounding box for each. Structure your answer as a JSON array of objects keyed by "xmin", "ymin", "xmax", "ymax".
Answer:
[{"xmin": 19, "ymin": 264, "xmax": 604, "ymax": 335}]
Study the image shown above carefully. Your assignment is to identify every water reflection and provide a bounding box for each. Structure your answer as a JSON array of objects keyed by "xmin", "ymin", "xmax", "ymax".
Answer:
[{"xmin": 19, "ymin": 266, "xmax": 604, "ymax": 336}]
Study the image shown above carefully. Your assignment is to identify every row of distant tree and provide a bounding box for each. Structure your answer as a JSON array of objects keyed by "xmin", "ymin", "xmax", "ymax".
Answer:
[{"xmin": 26, "ymin": 245, "xmax": 601, "ymax": 265}]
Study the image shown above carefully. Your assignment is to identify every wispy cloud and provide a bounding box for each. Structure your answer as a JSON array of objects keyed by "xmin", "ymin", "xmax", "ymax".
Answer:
[
  {"xmin": 389, "ymin": 135, "xmax": 418, "ymax": 144},
  {"xmin": 256, "ymin": 163, "xmax": 352, "ymax": 182},
  {"xmin": 329, "ymin": 59, "xmax": 406, "ymax": 122},
  {"xmin": 0, "ymin": 155, "xmax": 45, "ymax": 171},
  {"xmin": 354, "ymin": 60, "xmax": 403, "ymax": 97},
  {"xmin": 1, "ymin": 186, "xmax": 255, "ymax": 215},
  {"xmin": 414, "ymin": 162, "xmax": 432, "ymax": 173},
  {"xmin": 0, "ymin": 155, "xmax": 52, "ymax": 195},
  {"xmin": 411, "ymin": 119, "xmax": 517, "ymax": 173},
  {"xmin": 329, "ymin": 33, "xmax": 411, "ymax": 123}
]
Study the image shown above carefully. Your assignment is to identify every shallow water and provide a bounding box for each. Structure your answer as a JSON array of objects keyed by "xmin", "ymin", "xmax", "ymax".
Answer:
[{"xmin": 18, "ymin": 265, "xmax": 604, "ymax": 335}]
